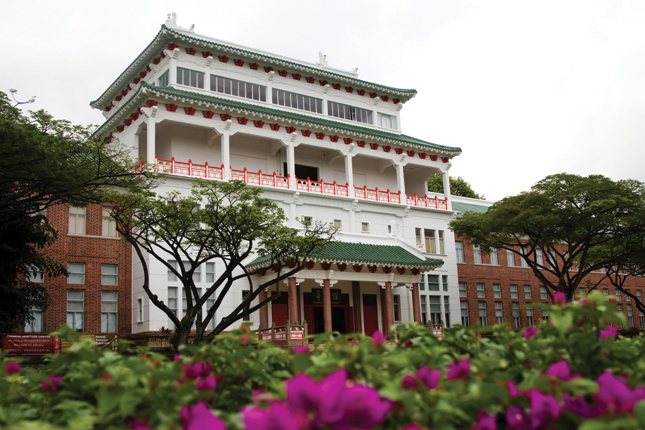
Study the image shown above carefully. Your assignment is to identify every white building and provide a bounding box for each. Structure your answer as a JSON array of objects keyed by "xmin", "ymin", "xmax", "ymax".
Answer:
[{"xmin": 91, "ymin": 15, "xmax": 462, "ymax": 336}]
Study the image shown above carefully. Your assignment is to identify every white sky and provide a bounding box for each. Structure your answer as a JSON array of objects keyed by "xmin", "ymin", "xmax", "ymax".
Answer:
[{"xmin": 3, "ymin": 1, "xmax": 644, "ymax": 201}]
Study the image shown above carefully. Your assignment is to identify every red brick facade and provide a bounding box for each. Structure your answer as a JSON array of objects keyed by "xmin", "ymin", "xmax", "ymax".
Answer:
[
  {"xmin": 34, "ymin": 204, "xmax": 132, "ymax": 333},
  {"xmin": 456, "ymin": 238, "xmax": 645, "ymax": 329}
]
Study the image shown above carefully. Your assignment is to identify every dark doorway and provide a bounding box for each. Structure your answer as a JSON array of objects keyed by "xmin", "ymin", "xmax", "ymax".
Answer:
[
  {"xmin": 363, "ymin": 294, "xmax": 379, "ymax": 336},
  {"xmin": 332, "ymin": 307, "xmax": 346, "ymax": 333},
  {"xmin": 313, "ymin": 307, "xmax": 324, "ymax": 334},
  {"xmin": 284, "ymin": 163, "xmax": 319, "ymax": 181}
]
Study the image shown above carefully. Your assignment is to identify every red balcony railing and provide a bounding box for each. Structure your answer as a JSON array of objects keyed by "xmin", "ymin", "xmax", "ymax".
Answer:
[{"xmin": 155, "ymin": 157, "xmax": 448, "ymax": 210}]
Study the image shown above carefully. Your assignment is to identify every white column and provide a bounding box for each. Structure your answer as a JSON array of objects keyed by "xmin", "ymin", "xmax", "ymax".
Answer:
[
  {"xmin": 221, "ymin": 132, "xmax": 231, "ymax": 180},
  {"xmin": 146, "ymin": 118, "xmax": 156, "ymax": 162},
  {"xmin": 286, "ymin": 143, "xmax": 296, "ymax": 190},
  {"xmin": 168, "ymin": 58, "xmax": 177, "ymax": 85},
  {"xmin": 396, "ymin": 162, "xmax": 406, "ymax": 196},
  {"xmin": 442, "ymin": 170, "xmax": 452, "ymax": 211},
  {"xmin": 344, "ymin": 153, "xmax": 355, "ymax": 198},
  {"xmin": 349, "ymin": 207, "xmax": 356, "ymax": 233}
]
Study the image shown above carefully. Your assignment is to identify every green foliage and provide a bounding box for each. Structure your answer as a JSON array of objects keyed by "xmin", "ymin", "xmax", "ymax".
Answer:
[{"xmin": 428, "ymin": 175, "xmax": 484, "ymax": 199}]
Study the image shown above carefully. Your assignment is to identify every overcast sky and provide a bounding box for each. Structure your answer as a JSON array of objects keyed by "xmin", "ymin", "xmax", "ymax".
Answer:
[{"xmin": 3, "ymin": 1, "xmax": 644, "ymax": 201}]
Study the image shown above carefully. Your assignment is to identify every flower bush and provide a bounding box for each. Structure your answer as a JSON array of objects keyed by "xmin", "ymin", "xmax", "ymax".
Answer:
[{"xmin": 2, "ymin": 293, "xmax": 645, "ymax": 429}]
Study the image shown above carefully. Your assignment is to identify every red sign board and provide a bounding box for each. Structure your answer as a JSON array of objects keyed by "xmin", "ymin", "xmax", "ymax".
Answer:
[
  {"xmin": 432, "ymin": 328, "xmax": 444, "ymax": 339},
  {"xmin": 1, "ymin": 334, "xmax": 61, "ymax": 356}
]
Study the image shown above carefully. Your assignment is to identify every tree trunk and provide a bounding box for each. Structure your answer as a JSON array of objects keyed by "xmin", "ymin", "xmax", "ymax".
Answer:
[{"xmin": 172, "ymin": 323, "xmax": 192, "ymax": 351}]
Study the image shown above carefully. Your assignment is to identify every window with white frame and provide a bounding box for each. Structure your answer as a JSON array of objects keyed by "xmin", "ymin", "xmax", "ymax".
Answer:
[
  {"xmin": 495, "ymin": 302, "xmax": 503, "ymax": 324},
  {"xmin": 420, "ymin": 295, "xmax": 427, "ymax": 324},
  {"xmin": 478, "ymin": 301, "xmax": 488, "ymax": 326},
  {"xmin": 455, "ymin": 241, "xmax": 464, "ymax": 263},
  {"xmin": 102, "ymin": 207, "xmax": 118, "ymax": 237},
  {"xmin": 192, "ymin": 264, "xmax": 201, "ymax": 283},
  {"xmin": 626, "ymin": 289, "xmax": 631, "ymax": 301},
  {"xmin": 490, "ymin": 248, "xmax": 498, "ymax": 265},
  {"xmin": 101, "ymin": 264, "xmax": 118, "ymax": 286},
  {"xmin": 540, "ymin": 286, "xmax": 547, "ymax": 300},
  {"xmin": 507, "ymin": 248, "xmax": 515, "ymax": 267},
  {"xmin": 493, "ymin": 284, "xmax": 501, "ymax": 298},
  {"xmin": 460, "ymin": 301, "xmax": 470, "ymax": 327},
  {"xmin": 640, "ymin": 311, "xmax": 645, "ymax": 328},
  {"xmin": 205, "ymin": 263, "xmax": 216, "ymax": 283},
  {"xmin": 520, "ymin": 247, "xmax": 529, "ymax": 268},
  {"xmin": 272, "ymin": 88, "xmax": 321, "ymax": 112},
  {"xmin": 101, "ymin": 291, "xmax": 118, "ymax": 333},
  {"xmin": 428, "ymin": 275, "xmax": 440, "ymax": 291},
  {"xmin": 393, "ymin": 295, "xmax": 401, "ymax": 321},
  {"xmin": 137, "ymin": 297, "xmax": 143, "ymax": 323},
  {"xmin": 67, "ymin": 263, "xmax": 85, "ymax": 284},
  {"xmin": 430, "ymin": 296, "xmax": 442, "ymax": 324},
  {"xmin": 416, "ymin": 228, "xmax": 423, "ymax": 248},
  {"xmin": 526, "ymin": 309, "xmax": 534, "ymax": 326},
  {"xmin": 158, "ymin": 70, "xmax": 169, "ymax": 87},
  {"xmin": 333, "ymin": 219, "xmax": 342, "ymax": 231},
  {"xmin": 25, "ymin": 307, "xmax": 43, "ymax": 332},
  {"xmin": 438, "ymin": 231, "xmax": 445, "ymax": 254},
  {"xmin": 603, "ymin": 288, "xmax": 609, "ymax": 297},
  {"xmin": 168, "ymin": 260, "xmax": 178, "ymax": 282},
  {"xmin": 542, "ymin": 309, "xmax": 549, "ymax": 321},
  {"xmin": 212, "ymin": 75, "xmax": 267, "ymax": 102},
  {"xmin": 327, "ymin": 101, "xmax": 373, "ymax": 124},
  {"xmin": 361, "ymin": 222, "xmax": 369, "ymax": 233},
  {"xmin": 579, "ymin": 287, "xmax": 586, "ymax": 296},
  {"xmin": 459, "ymin": 282, "xmax": 467, "ymax": 297},
  {"xmin": 512, "ymin": 302, "xmax": 521, "ymax": 328},
  {"xmin": 535, "ymin": 249, "xmax": 543, "ymax": 266},
  {"xmin": 442, "ymin": 276, "xmax": 448, "ymax": 292},
  {"xmin": 242, "ymin": 290, "xmax": 251, "ymax": 322},
  {"xmin": 510, "ymin": 284, "xmax": 518, "ymax": 299},
  {"xmin": 27, "ymin": 266, "xmax": 44, "ymax": 283},
  {"xmin": 424, "ymin": 229, "xmax": 436, "ymax": 254},
  {"xmin": 67, "ymin": 290, "xmax": 84, "ymax": 331},
  {"xmin": 637, "ymin": 290, "xmax": 642, "ymax": 302},
  {"xmin": 627, "ymin": 304, "xmax": 634, "ymax": 327},
  {"xmin": 177, "ymin": 67, "xmax": 204, "ymax": 88},
  {"xmin": 378, "ymin": 112, "xmax": 398, "ymax": 130},
  {"xmin": 205, "ymin": 292, "xmax": 216, "ymax": 329},
  {"xmin": 617, "ymin": 304, "xmax": 624, "ymax": 327},
  {"xmin": 302, "ymin": 216, "xmax": 312, "ymax": 227},
  {"xmin": 168, "ymin": 287, "xmax": 178, "ymax": 328},
  {"xmin": 473, "ymin": 245, "xmax": 482, "ymax": 264},
  {"xmin": 69, "ymin": 206, "xmax": 86, "ymax": 235},
  {"xmin": 444, "ymin": 296, "xmax": 451, "ymax": 327},
  {"xmin": 524, "ymin": 285, "xmax": 532, "ymax": 299},
  {"xmin": 476, "ymin": 283, "xmax": 485, "ymax": 298},
  {"xmin": 616, "ymin": 290, "xmax": 621, "ymax": 301},
  {"xmin": 420, "ymin": 274, "xmax": 426, "ymax": 291},
  {"xmin": 549, "ymin": 250, "xmax": 557, "ymax": 268}
]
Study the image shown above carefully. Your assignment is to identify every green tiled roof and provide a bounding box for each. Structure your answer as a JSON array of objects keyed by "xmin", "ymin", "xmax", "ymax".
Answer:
[
  {"xmin": 246, "ymin": 242, "xmax": 444, "ymax": 270},
  {"xmin": 91, "ymin": 25, "xmax": 417, "ymax": 109},
  {"xmin": 452, "ymin": 201, "xmax": 491, "ymax": 218},
  {"xmin": 95, "ymin": 82, "xmax": 461, "ymax": 155}
]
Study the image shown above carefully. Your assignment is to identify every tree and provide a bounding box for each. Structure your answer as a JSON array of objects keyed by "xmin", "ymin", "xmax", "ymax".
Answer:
[
  {"xmin": 428, "ymin": 175, "xmax": 484, "ymax": 199},
  {"xmin": 111, "ymin": 180, "xmax": 336, "ymax": 349},
  {"xmin": 450, "ymin": 173, "xmax": 645, "ymax": 301}
]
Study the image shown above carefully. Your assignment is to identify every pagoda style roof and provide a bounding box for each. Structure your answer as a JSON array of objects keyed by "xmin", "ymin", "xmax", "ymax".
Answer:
[
  {"xmin": 96, "ymin": 82, "xmax": 462, "ymax": 156},
  {"xmin": 246, "ymin": 242, "xmax": 444, "ymax": 271},
  {"xmin": 90, "ymin": 25, "xmax": 418, "ymax": 111}
]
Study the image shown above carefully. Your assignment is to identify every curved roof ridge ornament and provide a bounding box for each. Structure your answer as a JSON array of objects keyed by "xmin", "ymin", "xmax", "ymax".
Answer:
[{"xmin": 165, "ymin": 12, "xmax": 195, "ymax": 33}]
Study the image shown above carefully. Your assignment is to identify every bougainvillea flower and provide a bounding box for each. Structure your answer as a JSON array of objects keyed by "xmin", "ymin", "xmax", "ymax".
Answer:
[
  {"xmin": 6, "ymin": 362, "xmax": 20, "ymax": 375},
  {"xmin": 325, "ymin": 384, "xmax": 392, "ymax": 430},
  {"xmin": 562, "ymin": 394, "xmax": 601, "ymax": 418},
  {"xmin": 181, "ymin": 401, "xmax": 227, "ymax": 430},
  {"xmin": 522, "ymin": 326, "xmax": 538, "ymax": 339},
  {"xmin": 594, "ymin": 371, "xmax": 645, "ymax": 414},
  {"xmin": 286, "ymin": 372, "xmax": 324, "ymax": 417},
  {"xmin": 372, "ymin": 330, "xmax": 385, "ymax": 348},
  {"xmin": 525, "ymin": 389, "xmax": 561, "ymax": 429},
  {"xmin": 294, "ymin": 346, "xmax": 309, "ymax": 354},
  {"xmin": 400, "ymin": 423, "xmax": 426, "ymax": 430},
  {"xmin": 184, "ymin": 361, "xmax": 212, "ymax": 380},
  {"xmin": 416, "ymin": 365, "xmax": 441, "ymax": 389},
  {"xmin": 242, "ymin": 402, "xmax": 299, "ymax": 430},
  {"xmin": 553, "ymin": 291, "xmax": 567, "ymax": 305},
  {"xmin": 101, "ymin": 373, "xmax": 111, "ymax": 380},
  {"xmin": 506, "ymin": 381, "xmax": 523, "ymax": 398},
  {"xmin": 543, "ymin": 360, "xmax": 579, "ymax": 381},
  {"xmin": 401, "ymin": 374, "xmax": 418, "ymax": 390},
  {"xmin": 599, "ymin": 325, "xmax": 618, "ymax": 340},
  {"xmin": 125, "ymin": 417, "xmax": 153, "ymax": 430},
  {"xmin": 41, "ymin": 375, "xmax": 63, "ymax": 392},
  {"xmin": 473, "ymin": 410, "xmax": 497, "ymax": 430},
  {"xmin": 196, "ymin": 374, "xmax": 217, "ymax": 391},
  {"xmin": 505, "ymin": 406, "xmax": 529, "ymax": 430},
  {"xmin": 447, "ymin": 358, "xmax": 470, "ymax": 380},
  {"xmin": 173, "ymin": 354, "xmax": 182, "ymax": 361}
]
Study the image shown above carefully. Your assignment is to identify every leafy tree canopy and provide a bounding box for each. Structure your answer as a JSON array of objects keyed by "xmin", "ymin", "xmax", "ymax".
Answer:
[
  {"xmin": 428, "ymin": 175, "xmax": 484, "ymax": 199},
  {"xmin": 450, "ymin": 173, "xmax": 645, "ymax": 300}
]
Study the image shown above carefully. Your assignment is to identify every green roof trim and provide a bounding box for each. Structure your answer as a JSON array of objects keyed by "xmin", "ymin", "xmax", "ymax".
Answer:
[
  {"xmin": 452, "ymin": 201, "xmax": 491, "ymax": 218},
  {"xmin": 95, "ymin": 82, "xmax": 461, "ymax": 155},
  {"xmin": 246, "ymin": 242, "xmax": 444, "ymax": 270},
  {"xmin": 91, "ymin": 25, "xmax": 417, "ymax": 109}
]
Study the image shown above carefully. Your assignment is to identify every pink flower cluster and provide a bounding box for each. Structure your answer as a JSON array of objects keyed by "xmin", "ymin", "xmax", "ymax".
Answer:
[
  {"xmin": 182, "ymin": 360, "xmax": 217, "ymax": 391},
  {"xmin": 242, "ymin": 369, "xmax": 392, "ymax": 430}
]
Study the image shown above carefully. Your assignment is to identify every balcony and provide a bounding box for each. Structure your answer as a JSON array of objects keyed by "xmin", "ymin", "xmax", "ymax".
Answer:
[{"xmin": 155, "ymin": 157, "xmax": 448, "ymax": 210}]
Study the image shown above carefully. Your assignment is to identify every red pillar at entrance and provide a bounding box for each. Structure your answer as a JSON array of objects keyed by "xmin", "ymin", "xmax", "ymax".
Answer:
[
  {"xmin": 385, "ymin": 282, "xmax": 394, "ymax": 330},
  {"xmin": 352, "ymin": 281, "xmax": 362, "ymax": 334},
  {"xmin": 412, "ymin": 283, "xmax": 421, "ymax": 324},
  {"xmin": 323, "ymin": 280, "xmax": 332, "ymax": 332},
  {"xmin": 288, "ymin": 278, "xmax": 298, "ymax": 324},
  {"xmin": 259, "ymin": 289, "xmax": 268, "ymax": 329}
]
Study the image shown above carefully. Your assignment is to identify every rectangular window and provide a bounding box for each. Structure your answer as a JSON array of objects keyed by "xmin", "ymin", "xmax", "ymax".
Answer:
[
  {"xmin": 192, "ymin": 265, "xmax": 201, "ymax": 283},
  {"xmin": 478, "ymin": 301, "xmax": 488, "ymax": 326},
  {"xmin": 424, "ymin": 229, "xmax": 436, "ymax": 254},
  {"xmin": 524, "ymin": 285, "xmax": 532, "ymax": 299},
  {"xmin": 460, "ymin": 301, "xmax": 470, "ymax": 327},
  {"xmin": 420, "ymin": 295, "xmax": 427, "ymax": 324},
  {"xmin": 438, "ymin": 230, "xmax": 445, "ymax": 254},
  {"xmin": 213, "ymin": 75, "xmax": 267, "ymax": 102},
  {"xmin": 137, "ymin": 297, "xmax": 143, "ymax": 323},
  {"xmin": 495, "ymin": 302, "xmax": 503, "ymax": 324},
  {"xmin": 205, "ymin": 263, "xmax": 215, "ymax": 283},
  {"xmin": 361, "ymin": 222, "xmax": 369, "ymax": 233},
  {"xmin": 507, "ymin": 248, "xmax": 515, "ymax": 267},
  {"xmin": 205, "ymin": 292, "xmax": 216, "ymax": 330},
  {"xmin": 378, "ymin": 112, "xmax": 398, "ymax": 130},
  {"xmin": 67, "ymin": 290, "xmax": 84, "ymax": 331},
  {"xmin": 526, "ymin": 309, "xmax": 534, "ymax": 326},
  {"xmin": 473, "ymin": 245, "xmax": 482, "ymax": 264},
  {"xmin": 168, "ymin": 260, "xmax": 178, "ymax": 282},
  {"xmin": 101, "ymin": 264, "xmax": 118, "ymax": 286},
  {"xmin": 416, "ymin": 228, "xmax": 423, "ymax": 248},
  {"xmin": 177, "ymin": 67, "xmax": 204, "ymax": 88},
  {"xmin": 542, "ymin": 309, "xmax": 549, "ymax": 321},
  {"xmin": 242, "ymin": 290, "xmax": 251, "ymax": 322},
  {"xmin": 430, "ymin": 296, "xmax": 442, "ymax": 324},
  {"xmin": 444, "ymin": 296, "xmax": 451, "ymax": 328},
  {"xmin": 69, "ymin": 206, "xmax": 86, "ymax": 235},
  {"xmin": 520, "ymin": 247, "xmax": 529, "ymax": 268},
  {"xmin": 603, "ymin": 288, "xmax": 609, "ymax": 296},
  {"xmin": 442, "ymin": 276, "xmax": 448, "ymax": 292},
  {"xmin": 510, "ymin": 284, "xmax": 518, "ymax": 299},
  {"xmin": 540, "ymin": 286, "xmax": 547, "ymax": 300},
  {"xmin": 67, "ymin": 263, "xmax": 85, "ymax": 284},
  {"xmin": 420, "ymin": 274, "xmax": 426, "ymax": 291},
  {"xmin": 168, "ymin": 287, "xmax": 178, "ymax": 328},
  {"xmin": 302, "ymin": 216, "xmax": 312, "ymax": 227},
  {"xmin": 101, "ymin": 291, "xmax": 118, "ymax": 333},
  {"xmin": 333, "ymin": 219, "xmax": 342, "ymax": 230},
  {"xmin": 428, "ymin": 275, "xmax": 440, "ymax": 291},
  {"xmin": 637, "ymin": 290, "xmax": 642, "ymax": 302},
  {"xmin": 393, "ymin": 295, "xmax": 401, "ymax": 321},
  {"xmin": 327, "ymin": 101, "xmax": 373, "ymax": 124},
  {"xmin": 476, "ymin": 283, "xmax": 485, "ymax": 298},
  {"xmin": 102, "ymin": 207, "xmax": 118, "ymax": 237},
  {"xmin": 627, "ymin": 304, "xmax": 634, "ymax": 327},
  {"xmin": 512, "ymin": 302, "xmax": 520, "ymax": 328},
  {"xmin": 626, "ymin": 289, "xmax": 631, "ymax": 301},
  {"xmin": 579, "ymin": 287, "xmax": 586, "ymax": 296},
  {"xmin": 459, "ymin": 282, "xmax": 467, "ymax": 297},
  {"xmin": 272, "ymin": 88, "xmax": 321, "ymax": 112},
  {"xmin": 27, "ymin": 266, "xmax": 44, "ymax": 283},
  {"xmin": 455, "ymin": 241, "xmax": 464, "ymax": 263},
  {"xmin": 490, "ymin": 248, "xmax": 498, "ymax": 265},
  {"xmin": 25, "ymin": 307, "xmax": 43, "ymax": 332},
  {"xmin": 535, "ymin": 249, "xmax": 543, "ymax": 266},
  {"xmin": 493, "ymin": 284, "xmax": 501, "ymax": 298},
  {"xmin": 616, "ymin": 290, "xmax": 621, "ymax": 301},
  {"xmin": 158, "ymin": 70, "xmax": 169, "ymax": 87},
  {"xmin": 549, "ymin": 250, "xmax": 557, "ymax": 268}
]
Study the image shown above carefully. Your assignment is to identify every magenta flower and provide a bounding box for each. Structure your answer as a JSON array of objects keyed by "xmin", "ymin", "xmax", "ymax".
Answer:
[
  {"xmin": 372, "ymin": 330, "xmax": 385, "ymax": 348},
  {"xmin": 473, "ymin": 410, "xmax": 497, "ymax": 430},
  {"xmin": 125, "ymin": 417, "xmax": 152, "ymax": 430},
  {"xmin": 447, "ymin": 358, "xmax": 470, "ymax": 380},
  {"xmin": 562, "ymin": 394, "xmax": 601, "ymax": 418},
  {"xmin": 402, "ymin": 374, "xmax": 418, "ymax": 390},
  {"xmin": 416, "ymin": 365, "xmax": 440, "ymax": 389},
  {"xmin": 196, "ymin": 374, "xmax": 217, "ymax": 391},
  {"xmin": 543, "ymin": 360, "xmax": 579, "ymax": 381},
  {"xmin": 41, "ymin": 375, "xmax": 63, "ymax": 392},
  {"xmin": 6, "ymin": 362, "xmax": 20, "ymax": 375},
  {"xmin": 594, "ymin": 371, "xmax": 645, "ymax": 414},
  {"xmin": 553, "ymin": 291, "xmax": 567, "ymax": 305},
  {"xmin": 505, "ymin": 406, "xmax": 529, "ymax": 430},
  {"xmin": 400, "ymin": 424, "xmax": 425, "ymax": 430},
  {"xmin": 599, "ymin": 324, "xmax": 618, "ymax": 340},
  {"xmin": 241, "ymin": 337, "xmax": 249, "ymax": 344},
  {"xmin": 174, "ymin": 354, "xmax": 182, "ymax": 361},
  {"xmin": 242, "ymin": 402, "xmax": 299, "ymax": 430},
  {"xmin": 522, "ymin": 326, "xmax": 538, "ymax": 339},
  {"xmin": 326, "ymin": 384, "xmax": 391, "ymax": 430},
  {"xmin": 184, "ymin": 361, "xmax": 211, "ymax": 380},
  {"xmin": 506, "ymin": 381, "xmax": 524, "ymax": 398},
  {"xmin": 101, "ymin": 373, "xmax": 111, "ymax": 380},
  {"xmin": 294, "ymin": 346, "xmax": 309, "ymax": 354},
  {"xmin": 181, "ymin": 401, "xmax": 227, "ymax": 430},
  {"xmin": 525, "ymin": 389, "xmax": 561, "ymax": 429}
]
